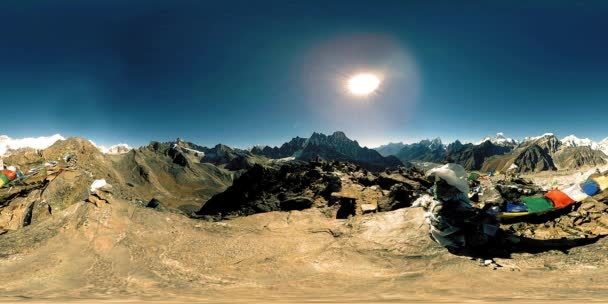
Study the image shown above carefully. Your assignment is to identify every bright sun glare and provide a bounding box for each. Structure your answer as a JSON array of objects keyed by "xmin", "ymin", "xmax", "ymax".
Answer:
[{"xmin": 347, "ymin": 73, "xmax": 381, "ymax": 96}]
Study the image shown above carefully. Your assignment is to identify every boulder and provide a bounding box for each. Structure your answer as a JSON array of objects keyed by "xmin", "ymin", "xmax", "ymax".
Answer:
[
  {"xmin": 38, "ymin": 170, "xmax": 90, "ymax": 220},
  {"xmin": 0, "ymin": 189, "xmax": 40, "ymax": 230},
  {"xmin": 361, "ymin": 203, "xmax": 377, "ymax": 214},
  {"xmin": 378, "ymin": 183, "xmax": 416, "ymax": 212},
  {"xmin": 147, "ymin": 198, "xmax": 163, "ymax": 209}
]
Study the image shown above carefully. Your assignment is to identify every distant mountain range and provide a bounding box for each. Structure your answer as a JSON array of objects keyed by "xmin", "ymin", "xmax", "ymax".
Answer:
[
  {"xmin": 3, "ymin": 132, "xmax": 608, "ymax": 174},
  {"xmin": 374, "ymin": 135, "xmax": 514, "ymax": 170},
  {"xmin": 482, "ymin": 134, "xmax": 607, "ymax": 173},
  {"xmin": 0, "ymin": 134, "xmax": 132, "ymax": 156},
  {"xmin": 375, "ymin": 133, "xmax": 608, "ymax": 173}
]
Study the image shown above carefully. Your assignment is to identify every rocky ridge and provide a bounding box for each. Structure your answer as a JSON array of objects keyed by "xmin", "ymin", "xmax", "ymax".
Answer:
[{"xmin": 251, "ymin": 131, "xmax": 403, "ymax": 171}]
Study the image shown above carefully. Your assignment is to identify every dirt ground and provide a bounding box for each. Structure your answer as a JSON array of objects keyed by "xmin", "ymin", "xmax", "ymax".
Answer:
[{"xmin": 1, "ymin": 195, "xmax": 608, "ymax": 303}]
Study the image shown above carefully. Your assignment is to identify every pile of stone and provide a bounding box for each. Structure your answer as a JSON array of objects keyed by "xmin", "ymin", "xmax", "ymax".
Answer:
[{"xmin": 87, "ymin": 181, "xmax": 113, "ymax": 208}]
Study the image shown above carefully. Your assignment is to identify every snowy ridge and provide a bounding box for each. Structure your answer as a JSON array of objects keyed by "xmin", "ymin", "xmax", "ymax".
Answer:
[
  {"xmin": 560, "ymin": 135, "xmax": 608, "ymax": 156},
  {"xmin": 477, "ymin": 132, "xmax": 518, "ymax": 146},
  {"xmin": 0, "ymin": 134, "xmax": 65, "ymax": 156},
  {"xmin": 561, "ymin": 135, "xmax": 599, "ymax": 149},
  {"xmin": 89, "ymin": 140, "xmax": 133, "ymax": 155},
  {"xmin": 523, "ymin": 133, "xmax": 555, "ymax": 142},
  {"xmin": 104, "ymin": 144, "xmax": 133, "ymax": 154}
]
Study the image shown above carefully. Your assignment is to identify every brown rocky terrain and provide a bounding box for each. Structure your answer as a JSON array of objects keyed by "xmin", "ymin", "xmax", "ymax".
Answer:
[{"xmin": 2, "ymin": 139, "xmax": 608, "ymax": 303}]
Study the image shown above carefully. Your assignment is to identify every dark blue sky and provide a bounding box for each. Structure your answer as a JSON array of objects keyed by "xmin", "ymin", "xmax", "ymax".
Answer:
[{"xmin": 2, "ymin": 1, "xmax": 608, "ymax": 148}]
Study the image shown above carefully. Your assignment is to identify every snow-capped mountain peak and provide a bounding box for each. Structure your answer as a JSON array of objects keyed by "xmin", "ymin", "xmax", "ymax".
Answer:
[
  {"xmin": 478, "ymin": 132, "xmax": 518, "ymax": 146},
  {"xmin": 0, "ymin": 134, "xmax": 65, "ymax": 156},
  {"xmin": 561, "ymin": 135, "xmax": 598, "ymax": 149},
  {"xmin": 104, "ymin": 144, "xmax": 133, "ymax": 154},
  {"xmin": 597, "ymin": 137, "xmax": 608, "ymax": 156},
  {"xmin": 523, "ymin": 133, "xmax": 555, "ymax": 142},
  {"xmin": 88, "ymin": 140, "xmax": 133, "ymax": 154}
]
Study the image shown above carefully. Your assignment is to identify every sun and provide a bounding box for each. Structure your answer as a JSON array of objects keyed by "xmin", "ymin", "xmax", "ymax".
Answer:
[{"xmin": 347, "ymin": 73, "xmax": 381, "ymax": 96}]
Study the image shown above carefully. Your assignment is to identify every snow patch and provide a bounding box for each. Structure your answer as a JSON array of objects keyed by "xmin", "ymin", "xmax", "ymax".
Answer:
[
  {"xmin": 0, "ymin": 134, "xmax": 65, "ymax": 156},
  {"xmin": 270, "ymin": 156, "xmax": 296, "ymax": 163}
]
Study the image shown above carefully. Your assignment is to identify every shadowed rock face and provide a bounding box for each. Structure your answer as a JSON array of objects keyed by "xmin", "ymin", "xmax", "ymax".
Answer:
[
  {"xmin": 251, "ymin": 137, "xmax": 307, "ymax": 159},
  {"xmin": 197, "ymin": 162, "xmax": 342, "ymax": 218},
  {"xmin": 514, "ymin": 144, "xmax": 557, "ymax": 172},
  {"xmin": 446, "ymin": 140, "xmax": 513, "ymax": 170},
  {"xmin": 197, "ymin": 160, "xmax": 429, "ymax": 220}
]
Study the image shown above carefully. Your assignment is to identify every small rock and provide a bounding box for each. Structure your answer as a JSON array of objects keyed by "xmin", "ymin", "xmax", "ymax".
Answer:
[
  {"xmin": 88, "ymin": 194, "xmax": 107, "ymax": 208},
  {"xmin": 361, "ymin": 203, "xmax": 377, "ymax": 214},
  {"xmin": 94, "ymin": 190, "xmax": 112, "ymax": 202},
  {"xmin": 98, "ymin": 184, "xmax": 113, "ymax": 193},
  {"xmin": 580, "ymin": 202, "xmax": 595, "ymax": 210}
]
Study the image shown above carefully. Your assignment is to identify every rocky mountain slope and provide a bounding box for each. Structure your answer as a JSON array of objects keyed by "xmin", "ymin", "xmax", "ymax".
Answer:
[
  {"xmin": 483, "ymin": 134, "xmax": 608, "ymax": 173},
  {"xmin": 445, "ymin": 140, "xmax": 513, "ymax": 170},
  {"xmin": 393, "ymin": 138, "xmax": 446, "ymax": 163},
  {"xmin": 373, "ymin": 142, "xmax": 407, "ymax": 157},
  {"xmin": 1, "ymin": 137, "xmax": 243, "ymax": 215},
  {"xmin": 251, "ymin": 131, "xmax": 403, "ymax": 171}
]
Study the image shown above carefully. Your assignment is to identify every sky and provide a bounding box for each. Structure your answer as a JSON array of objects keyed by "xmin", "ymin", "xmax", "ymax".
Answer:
[{"xmin": 1, "ymin": 1, "xmax": 608, "ymax": 148}]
